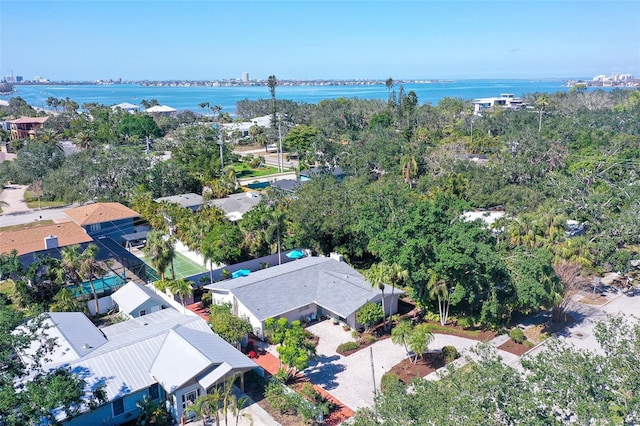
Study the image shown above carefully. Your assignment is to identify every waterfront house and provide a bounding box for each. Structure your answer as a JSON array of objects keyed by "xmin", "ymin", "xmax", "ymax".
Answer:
[
  {"xmin": 7, "ymin": 116, "xmax": 49, "ymax": 140},
  {"xmin": 145, "ymin": 105, "xmax": 177, "ymax": 116},
  {"xmin": 111, "ymin": 102, "xmax": 140, "ymax": 113},
  {"xmin": 204, "ymin": 255, "xmax": 403, "ymax": 337},
  {"xmin": 472, "ymin": 94, "xmax": 524, "ymax": 115},
  {"xmin": 21, "ymin": 309, "xmax": 257, "ymax": 425}
]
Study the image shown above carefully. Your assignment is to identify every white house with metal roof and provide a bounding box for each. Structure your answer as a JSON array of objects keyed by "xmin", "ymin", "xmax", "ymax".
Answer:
[
  {"xmin": 22, "ymin": 309, "xmax": 257, "ymax": 425},
  {"xmin": 204, "ymin": 256, "xmax": 403, "ymax": 337},
  {"xmin": 110, "ymin": 281, "xmax": 168, "ymax": 318}
]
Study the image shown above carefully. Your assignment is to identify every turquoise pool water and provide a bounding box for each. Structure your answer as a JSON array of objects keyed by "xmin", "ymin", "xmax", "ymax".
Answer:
[{"xmin": 72, "ymin": 274, "xmax": 126, "ymax": 297}]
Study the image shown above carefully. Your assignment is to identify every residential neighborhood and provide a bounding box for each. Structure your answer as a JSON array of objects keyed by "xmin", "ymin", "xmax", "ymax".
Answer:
[{"xmin": 1, "ymin": 83, "xmax": 640, "ymax": 425}]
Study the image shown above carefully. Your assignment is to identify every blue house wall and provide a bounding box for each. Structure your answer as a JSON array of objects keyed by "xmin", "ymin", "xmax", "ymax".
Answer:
[{"xmin": 64, "ymin": 384, "xmax": 166, "ymax": 426}]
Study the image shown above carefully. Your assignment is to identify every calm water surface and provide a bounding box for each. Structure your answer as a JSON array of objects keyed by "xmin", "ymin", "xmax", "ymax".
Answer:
[{"xmin": 2, "ymin": 79, "xmax": 597, "ymax": 116}]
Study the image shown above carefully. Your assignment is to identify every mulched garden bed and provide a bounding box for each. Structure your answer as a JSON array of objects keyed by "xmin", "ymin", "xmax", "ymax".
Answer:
[
  {"xmin": 422, "ymin": 321, "xmax": 498, "ymax": 342},
  {"xmin": 497, "ymin": 339, "xmax": 534, "ymax": 356},
  {"xmin": 388, "ymin": 352, "xmax": 447, "ymax": 384}
]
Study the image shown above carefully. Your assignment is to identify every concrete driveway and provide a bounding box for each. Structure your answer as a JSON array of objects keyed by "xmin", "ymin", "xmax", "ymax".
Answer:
[
  {"xmin": 0, "ymin": 184, "xmax": 29, "ymax": 215},
  {"xmin": 305, "ymin": 320, "xmax": 484, "ymax": 411}
]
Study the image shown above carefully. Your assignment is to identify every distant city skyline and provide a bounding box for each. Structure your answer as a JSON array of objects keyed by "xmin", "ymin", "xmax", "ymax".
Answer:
[{"xmin": 1, "ymin": 1, "xmax": 639, "ymax": 82}]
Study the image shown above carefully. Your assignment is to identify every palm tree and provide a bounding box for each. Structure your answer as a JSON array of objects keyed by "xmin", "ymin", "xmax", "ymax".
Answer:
[
  {"xmin": 144, "ymin": 231, "xmax": 176, "ymax": 281},
  {"xmin": 50, "ymin": 288, "xmax": 86, "ymax": 313},
  {"xmin": 385, "ymin": 262, "xmax": 409, "ymax": 329},
  {"xmin": 198, "ymin": 101, "xmax": 210, "ymax": 117},
  {"xmin": 536, "ymin": 94, "xmax": 550, "ymax": 133},
  {"xmin": 59, "ymin": 244, "xmax": 104, "ymax": 315},
  {"xmin": 230, "ymin": 394, "xmax": 252, "ymax": 426},
  {"xmin": 385, "ymin": 77, "xmax": 394, "ymax": 105},
  {"xmin": 167, "ymin": 278, "xmax": 193, "ymax": 313},
  {"xmin": 78, "ymin": 244, "xmax": 106, "ymax": 315},
  {"xmin": 427, "ymin": 268, "xmax": 451, "ymax": 326},
  {"xmin": 408, "ymin": 323, "xmax": 434, "ymax": 364},
  {"xmin": 401, "ymin": 156, "xmax": 417, "ymax": 188},
  {"xmin": 364, "ymin": 262, "xmax": 389, "ymax": 331},
  {"xmin": 391, "ymin": 319, "xmax": 413, "ymax": 358},
  {"xmin": 185, "ymin": 390, "xmax": 222, "ymax": 426},
  {"xmin": 267, "ymin": 75, "xmax": 278, "ymax": 146}
]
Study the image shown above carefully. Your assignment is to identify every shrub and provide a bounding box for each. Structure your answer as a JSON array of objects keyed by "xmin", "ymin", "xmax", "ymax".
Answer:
[
  {"xmin": 380, "ymin": 372, "xmax": 403, "ymax": 393},
  {"xmin": 361, "ymin": 334, "xmax": 377, "ymax": 345},
  {"xmin": 442, "ymin": 345, "xmax": 459, "ymax": 362},
  {"xmin": 337, "ymin": 341, "xmax": 359, "ymax": 353},
  {"xmin": 200, "ymin": 291, "xmax": 212, "ymax": 308},
  {"xmin": 424, "ymin": 311, "xmax": 440, "ymax": 322},
  {"xmin": 509, "ymin": 328, "xmax": 526, "ymax": 344},
  {"xmin": 265, "ymin": 381, "xmax": 294, "ymax": 414},
  {"xmin": 457, "ymin": 316, "xmax": 475, "ymax": 329}
]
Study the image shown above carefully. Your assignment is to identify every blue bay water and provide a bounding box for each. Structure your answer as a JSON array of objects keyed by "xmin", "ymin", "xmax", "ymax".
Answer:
[{"xmin": 2, "ymin": 79, "xmax": 592, "ymax": 116}]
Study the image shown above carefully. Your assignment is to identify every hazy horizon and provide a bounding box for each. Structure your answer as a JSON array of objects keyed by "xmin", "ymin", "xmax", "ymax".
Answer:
[{"xmin": 2, "ymin": 1, "xmax": 639, "ymax": 82}]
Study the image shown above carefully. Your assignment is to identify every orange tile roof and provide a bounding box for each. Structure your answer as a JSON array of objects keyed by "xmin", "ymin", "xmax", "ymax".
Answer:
[
  {"xmin": 64, "ymin": 202, "xmax": 139, "ymax": 226},
  {"xmin": 8, "ymin": 116, "xmax": 50, "ymax": 124},
  {"xmin": 0, "ymin": 221, "xmax": 93, "ymax": 255}
]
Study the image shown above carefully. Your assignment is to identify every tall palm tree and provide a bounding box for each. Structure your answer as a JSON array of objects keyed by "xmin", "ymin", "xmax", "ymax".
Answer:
[
  {"xmin": 186, "ymin": 389, "xmax": 221, "ymax": 426},
  {"xmin": 385, "ymin": 262, "xmax": 409, "ymax": 329},
  {"xmin": 401, "ymin": 156, "xmax": 417, "ymax": 188},
  {"xmin": 60, "ymin": 244, "xmax": 104, "ymax": 315},
  {"xmin": 198, "ymin": 101, "xmax": 210, "ymax": 117},
  {"xmin": 391, "ymin": 319, "xmax": 413, "ymax": 358},
  {"xmin": 230, "ymin": 394, "xmax": 252, "ymax": 426},
  {"xmin": 536, "ymin": 94, "xmax": 550, "ymax": 133},
  {"xmin": 267, "ymin": 75, "xmax": 278, "ymax": 148},
  {"xmin": 78, "ymin": 244, "xmax": 106, "ymax": 315},
  {"xmin": 427, "ymin": 268, "xmax": 451, "ymax": 326},
  {"xmin": 144, "ymin": 231, "xmax": 175, "ymax": 281},
  {"xmin": 167, "ymin": 278, "xmax": 193, "ymax": 313},
  {"xmin": 364, "ymin": 262, "xmax": 389, "ymax": 331}
]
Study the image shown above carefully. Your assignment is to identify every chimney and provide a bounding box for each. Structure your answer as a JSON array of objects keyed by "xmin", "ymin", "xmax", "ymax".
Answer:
[{"xmin": 44, "ymin": 234, "xmax": 59, "ymax": 250}]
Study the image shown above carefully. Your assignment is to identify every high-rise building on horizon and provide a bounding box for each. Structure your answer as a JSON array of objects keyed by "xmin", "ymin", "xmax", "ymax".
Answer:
[{"xmin": 242, "ymin": 72, "xmax": 249, "ymax": 82}]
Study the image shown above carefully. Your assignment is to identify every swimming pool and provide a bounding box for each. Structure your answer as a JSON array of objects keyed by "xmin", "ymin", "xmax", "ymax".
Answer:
[{"xmin": 72, "ymin": 274, "xmax": 126, "ymax": 297}]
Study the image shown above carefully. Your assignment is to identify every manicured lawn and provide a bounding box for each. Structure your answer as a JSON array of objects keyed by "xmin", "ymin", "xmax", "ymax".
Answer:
[
  {"xmin": 234, "ymin": 163, "xmax": 280, "ymax": 178},
  {"xmin": 24, "ymin": 191, "xmax": 66, "ymax": 209}
]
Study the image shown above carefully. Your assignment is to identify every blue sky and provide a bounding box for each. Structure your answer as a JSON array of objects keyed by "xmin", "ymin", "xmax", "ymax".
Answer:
[{"xmin": 1, "ymin": 0, "xmax": 639, "ymax": 81}]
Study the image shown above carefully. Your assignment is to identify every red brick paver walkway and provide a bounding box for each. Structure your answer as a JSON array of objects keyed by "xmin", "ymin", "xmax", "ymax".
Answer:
[
  {"xmin": 187, "ymin": 304, "xmax": 355, "ymax": 424},
  {"xmin": 252, "ymin": 350, "xmax": 355, "ymax": 425}
]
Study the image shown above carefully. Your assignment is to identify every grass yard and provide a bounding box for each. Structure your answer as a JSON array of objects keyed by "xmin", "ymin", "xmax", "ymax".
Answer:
[
  {"xmin": 233, "ymin": 163, "xmax": 280, "ymax": 179},
  {"xmin": 24, "ymin": 191, "xmax": 66, "ymax": 209}
]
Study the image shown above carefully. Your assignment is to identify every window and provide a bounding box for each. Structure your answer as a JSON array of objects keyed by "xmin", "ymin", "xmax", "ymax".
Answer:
[
  {"xmin": 89, "ymin": 223, "xmax": 101, "ymax": 232},
  {"xmin": 298, "ymin": 305, "xmax": 310, "ymax": 313},
  {"xmin": 139, "ymin": 309, "xmax": 147, "ymax": 316},
  {"xmin": 181, "ymin": 389, "xmax": 200, "ymax": 411},
  {"xmin": 112, "ymin": 398, "xmax": 124, "ymax": 416},
  {"xmin": 148, "ymin": 384, "xmax": 159, "ymax": 400}
]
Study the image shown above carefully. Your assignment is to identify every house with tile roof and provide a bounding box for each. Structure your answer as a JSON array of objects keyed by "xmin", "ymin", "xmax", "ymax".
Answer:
[
  {"xmin": 64, "ymin": 202, "xmax": 139, "ymax": 244},
  {"xmin": 0, "ymin": 221, "xmax": 93, "ymax": 255},
  {"xmin": 204, "ymin": 255, "xmax": 403, "ymax": 337},
  {"xmin": 21, "ymin": 309, "xmax": 257, "ymax": 425},
  {"xmin": 7, "ymin": 116, "xmax": 49, "ymax": 140}
]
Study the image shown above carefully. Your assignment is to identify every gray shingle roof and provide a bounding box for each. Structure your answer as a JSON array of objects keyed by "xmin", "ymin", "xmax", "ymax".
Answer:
[{"xmin": 206, "ymin": 256, "xmax": 386, "ymax": 320}]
